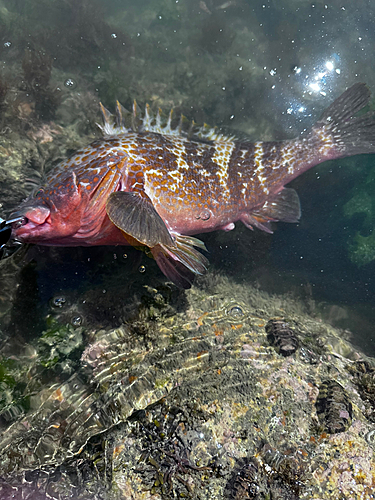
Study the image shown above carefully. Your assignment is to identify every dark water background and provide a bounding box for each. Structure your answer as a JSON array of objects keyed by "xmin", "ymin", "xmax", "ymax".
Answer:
[{"xmin": 0, "ymin": 0, "xmax": 375, "ymax": 350}]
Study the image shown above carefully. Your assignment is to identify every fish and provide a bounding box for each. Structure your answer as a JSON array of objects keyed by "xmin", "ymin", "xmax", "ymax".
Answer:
[{"xmin": 8, "ymin": 83, "xmax": 375, "ymax": 288}]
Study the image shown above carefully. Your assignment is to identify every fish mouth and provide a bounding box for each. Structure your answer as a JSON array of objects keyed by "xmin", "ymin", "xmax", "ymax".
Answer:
[
  {"xmin": 13, "ymin": 218, "xmax": 50, "ymax": 240},
  {"xmin": 10, "ymin": 206, "xmax": 51, "ymax": 240}
]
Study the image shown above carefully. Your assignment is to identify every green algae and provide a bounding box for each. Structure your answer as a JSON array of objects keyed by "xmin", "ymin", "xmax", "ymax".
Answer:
[
  {"xmin": 343, "ymin": 162, "xmax": 375, "ymax": 266},
  {"xmin": 37, "ymin": 322, "xmax": 84, "ymax": 370}
]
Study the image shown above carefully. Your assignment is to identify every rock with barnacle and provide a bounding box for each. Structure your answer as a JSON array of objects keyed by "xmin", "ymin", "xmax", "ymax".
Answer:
[
  {"xmin": 265, "ymin": 318, "xmax": 299, "ymax": 356},
  {"xmin": 316, "ymin": 380, "xmax": 353, "ymax": 434}
]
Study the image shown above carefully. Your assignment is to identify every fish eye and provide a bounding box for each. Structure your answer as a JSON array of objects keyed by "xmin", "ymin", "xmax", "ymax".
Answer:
[{"xmin": 11, "ymin": 217, "xmax": 28, "ymax": 229}]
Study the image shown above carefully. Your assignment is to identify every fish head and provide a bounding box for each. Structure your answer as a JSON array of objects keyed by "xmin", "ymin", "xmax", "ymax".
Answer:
[{"xmin": 11, "ymin": 173, "xmax": 86, "ymax": 244}]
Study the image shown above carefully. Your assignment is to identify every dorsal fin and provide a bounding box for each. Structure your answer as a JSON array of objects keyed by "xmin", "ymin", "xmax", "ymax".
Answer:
[{"xmin": 96, "ymin": 100, "xmax": 241, "ymax": 143}]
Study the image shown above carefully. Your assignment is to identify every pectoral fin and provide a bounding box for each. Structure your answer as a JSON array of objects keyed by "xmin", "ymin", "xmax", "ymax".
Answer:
[
  {"xmin": 106, "ymin": 191, "xmax": 174, "ymax": 247},
  {"xmin": 106, "ymin": 191, "xmax": 209, "ymax": 288}
]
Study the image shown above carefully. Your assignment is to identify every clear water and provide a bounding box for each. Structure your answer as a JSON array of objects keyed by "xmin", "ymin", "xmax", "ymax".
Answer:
[{"xmin": 1, "ymin": 0, "xmax": 375, "ymax": 497}]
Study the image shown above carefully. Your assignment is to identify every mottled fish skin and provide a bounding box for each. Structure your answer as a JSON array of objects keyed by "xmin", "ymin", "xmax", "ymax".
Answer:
[
  {"xmin": 11, "ymin": 83, "xmax": 375, "ymax": 287},
  {"xmin": 20, "ymin": 132, "xmax": 334, "ymax": 236}
]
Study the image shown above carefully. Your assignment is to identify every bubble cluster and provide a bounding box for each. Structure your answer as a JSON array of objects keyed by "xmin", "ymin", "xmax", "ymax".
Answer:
[{"xmin": 51, "ymin": 296, "xmax": 66, "ymax": 308}]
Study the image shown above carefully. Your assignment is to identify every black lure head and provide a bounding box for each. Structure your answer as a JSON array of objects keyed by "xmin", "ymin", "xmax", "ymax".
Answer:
[{"xmin": 0, "ymin": 216, "xmax": 27, "ymax": 260}]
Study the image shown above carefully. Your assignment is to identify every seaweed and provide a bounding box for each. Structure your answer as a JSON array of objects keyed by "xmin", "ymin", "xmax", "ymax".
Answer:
[
  {"xmin": 21, "ymin": 47, "xmax": 61, "ymax": 120},
  {"xmin": 131, "ymin": 400, "xmax": 211, "ymax": 498}
]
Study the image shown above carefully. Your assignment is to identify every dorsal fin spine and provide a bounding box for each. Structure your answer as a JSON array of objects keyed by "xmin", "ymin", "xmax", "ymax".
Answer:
[{"xmin": 97, "ymin": 101, "xmax": 239, "ymax": 142}]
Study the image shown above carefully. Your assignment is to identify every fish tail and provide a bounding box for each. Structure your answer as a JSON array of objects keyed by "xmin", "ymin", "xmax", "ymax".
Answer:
[{"xmin": 311, "ymin": 83, "xmax": 375, "ymax": 158}]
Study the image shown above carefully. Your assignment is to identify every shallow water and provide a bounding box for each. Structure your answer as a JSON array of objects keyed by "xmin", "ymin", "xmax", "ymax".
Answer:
[{"xmin": 0, "ymin": 0, "xmax": 375, "ymax": 498}]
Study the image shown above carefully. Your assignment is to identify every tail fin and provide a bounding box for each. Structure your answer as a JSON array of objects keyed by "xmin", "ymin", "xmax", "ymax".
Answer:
[{"xmin": 312, "ymin": 83, "xmax": 375, "ymax": 157}]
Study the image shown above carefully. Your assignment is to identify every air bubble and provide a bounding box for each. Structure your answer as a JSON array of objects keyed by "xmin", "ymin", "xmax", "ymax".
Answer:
[
  {"xmin": 228, "ymin": 306, "xmax": 244, "ymax": 317},
  {"xmin": 71, "ymin": 315, "xmax": 82, "ymax": 326},
  {"xmin": 52, "ymin": 296, "xmax": 66, "ymax": 308},
  {"xmin": 64, "ymin": 78, "xmax": 76, "ymax": 89},
  {"xmin": 123, "ymin": 253, "xmax": 128, "ymax": 259},
  {"xmin": 139, "ymin": 265, "xmax": 146, "ymax": 273}
]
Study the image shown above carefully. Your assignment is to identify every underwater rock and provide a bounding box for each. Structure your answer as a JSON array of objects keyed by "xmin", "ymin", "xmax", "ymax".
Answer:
[
  {"xmin": 0, "ymin": 73, "xmax": 8, "ymax": 109},
  {"xmin": 0, "ymin": 275, "xmax": 374, "ymax": 499},
  {"xmin": 21, "ymin": 47, "xmax": 61, "ymax": 120}
]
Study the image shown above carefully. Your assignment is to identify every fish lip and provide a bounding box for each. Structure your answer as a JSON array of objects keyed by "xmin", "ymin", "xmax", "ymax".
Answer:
[
  {"xmin": 11, "ymin": 217, "xmax": 51, "ymax": 241},
  {"xmin": 24, "ymin": 206, "xmax": 51, "ymax": 225}
]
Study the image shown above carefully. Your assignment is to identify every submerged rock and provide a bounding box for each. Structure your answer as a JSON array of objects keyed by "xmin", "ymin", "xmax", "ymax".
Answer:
[{"xmin": 0, "ymin": 274, "xmax": 374, "ymax": 499}]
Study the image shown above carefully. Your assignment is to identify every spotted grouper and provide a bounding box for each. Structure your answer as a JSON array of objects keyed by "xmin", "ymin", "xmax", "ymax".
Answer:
[{"xmin": 9, "ymin": 83, "xmax": 375, "ymax": 288}]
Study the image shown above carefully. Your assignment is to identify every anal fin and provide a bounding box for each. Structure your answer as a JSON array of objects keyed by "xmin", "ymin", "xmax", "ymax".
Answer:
[{"xmin": 241, "ymin": 187, "xmax": 301, "ymax": 233}]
